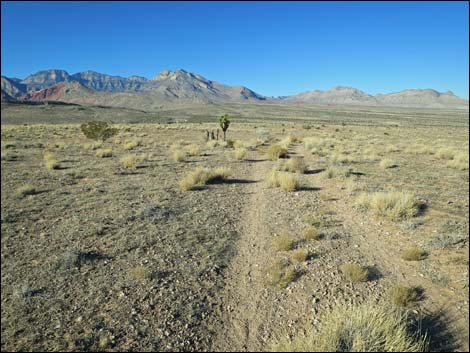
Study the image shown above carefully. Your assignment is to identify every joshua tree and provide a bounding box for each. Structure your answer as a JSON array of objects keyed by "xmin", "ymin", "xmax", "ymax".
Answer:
[{"xmin": 219, "ymin": 114, "xmax": 230, "ymax": 141}]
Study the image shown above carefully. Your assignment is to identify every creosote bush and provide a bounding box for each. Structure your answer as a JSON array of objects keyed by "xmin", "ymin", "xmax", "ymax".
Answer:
[
  {"xmin": 356, "ymin": 191, "xmax": 420, "ymax": 221},
  {"xmin": 340, "ymin": 263, "xmax": 368, "ymax": 282},
  {"xmin": 80, "ymin": 121, "xmax": 118, "ymax": 141},
  {"xmin": 270, "ymin": 302, "xmax": 428, "ymax": 351}
]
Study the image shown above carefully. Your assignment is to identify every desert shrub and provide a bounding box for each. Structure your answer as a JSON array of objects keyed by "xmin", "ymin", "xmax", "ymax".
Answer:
[
  {"xmin": 340, "ymin": 263, "xmax": 368, "ymax": 282},
  {"xmin": 256, "ymin": 128, "xmax": 271, "ymax": 143},
  {"xmin": 401, "ymin": 247, "xmax": 427, "ymax": 261},
  {"xmin": 291, "ymin": 248, "xmax": 308, "ymax": 262},
  {"xmin": 96, "ymin": 148, "xmax": 112, "ymax": 158},
  {"xmin": 388, "ymin": 285, "xmax": 421, "ymax": 308},
  {"xmin": 185, "ymin": 144, "xmax": 200, "ymax": 156},
  {"xmin": 304, "ymin": 226, "xmax": 321, "ymax": 240},
  {"xmin": 272, "ymin": 233, "xmax": 294, "ymax": 251},
  {"xmin": 379, "ymin": 158, "xmax": 397, "ymax": 169},
  {"xmin": 1, "ymin": 141, "xmax": 16, "ymax": 149},
  {"xmin": 120, "ymin": 154, "xmax": 137, "ymax": 169},
  {"xmin": 234, "ymin": 148, "xmax": 247, "ymax": 160},
  {"xmin": 270, "ymin": 302, "xmax": 428, "ymax": 351},
  {"xmin": 171, "ymin": 149, "xmax": 186, "ymax": 162},
  {"xmin": 265, "ymin": 259, "xmax": 296, "ymax": 289},
  {"xmin": 267, "ymin": 144, "xmax": 288, "ymax": 160},
  {"xmin": 80, "ymin": 121, "xmax": 118, "ymax": 141},
  {"xmin": 321, "ymin": 165, "xmax": 351, "ymax": 179},
  {"xmin": 16, "ymin": 184, "xmax": 36, "ymax": 198},
  {"xmin": 304, "ymin": 137, "xmax": 336, "ymax": 151},
  {"xmin": 356, "ymin": 191, "xmax": 420, "ymax": 221},
  {"xmin": 436, "ymin": 147, "xmax": 457, "ymax": 160}
]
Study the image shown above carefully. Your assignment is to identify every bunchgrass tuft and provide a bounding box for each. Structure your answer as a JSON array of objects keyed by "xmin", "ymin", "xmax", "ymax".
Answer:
[
  {"xmin": 401, "ymin": 247, "xmax": 427, "ymax": 261},
  {"xmin": 265, "ymin": 258, "xmax": 297, "ymax": 289},
  {"xmin": 270, "ymin": 302, "xmax": 428, "ymax": 351},
  {"xmin": 272, "ymin": 233, "xmax": 294, "ymax": 251},
  {"xmin": 356, "ymin": 191, "xmax": 420, "ymax": 221},
  {"xmin": 340, "ymin": 263, "xmax": 368, "ymax": 282},
  {"xmin": 388, "ymin": 285, "xmax": 421, "ymax": 308}
]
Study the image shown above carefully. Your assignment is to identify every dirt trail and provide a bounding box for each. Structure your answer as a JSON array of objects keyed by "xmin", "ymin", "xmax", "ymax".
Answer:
[{"xmin": 212, "ymin": 152, "xmax": 273, "ymax": 352}]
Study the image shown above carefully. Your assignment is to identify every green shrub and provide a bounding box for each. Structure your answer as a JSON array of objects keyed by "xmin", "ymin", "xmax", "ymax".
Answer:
[{"xmin": 80, "ymin": 121, "xmax": 118, "ymax": 141}]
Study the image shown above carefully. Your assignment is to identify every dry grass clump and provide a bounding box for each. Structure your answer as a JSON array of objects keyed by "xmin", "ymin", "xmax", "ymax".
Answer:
[
  {"xmin": 267, "ymin": 144, "xmax": 288, "ymax": 160},
  {"xmin": 43, "ymin": 152, "xmax": 59, "ymax": 170},
  {"xmin": 123, "ymin": 139, "xmax": 141, "ymax": 150},
  {"xmin": 206, "ymin": 140, "xmax": 220, "ymax": 148},
  {"xmin": 304, "ymin": 137, "xmax": 335, "ymax": 150},
  {"xmin": 388, "ymin": 285, "xmax": 421, "ymax": 308},
  {"xmin": 417, "ymin": 145, "xmax": 434, "ymax": 155},
  {"xmin": 270, "ymin": 302, "xmax": 427, "ymax": 351},
  {"xmin": 401, "ymin": 247, "xmax": 427, "ymax": 261},
  {"xmin": 185, "ymin": 144, "xmax": 200, "ymax": 156},
  {"xmin": 379, "ymin": 158, "xmax": 397, "ymax": 169},
  {"xmin": 291, "ymin": 248, "xmax": 308, "ymax": 262},
  {"xmin": 233, "ymin": 140, "xmax": 245, "ymax": 149},
  {"xmin": 52, "ymin": 141, "xmax": 67, "ymax": 149},
  {"xmin": 304, "ymin": 226, "xmax": 321, "ymax": 240},
  {"xmin": 95, "ymin": 148, "xmax": 113, "ymax": 158},
  {"xmin": 331, "ymin": 153, "xmax": 357, "ymax": 164},
  {"xmin": 265, "ymin": 259, "xmax": 297, "ymax": 289},
  {"xmin": 179, "ymin": 167, "xmax": 231, "ymax": 191},
  {"xmin": 171, "ymin": 149, "xmax": 186, "ymax": 162},
  {"xmin": 120, "ymin": 154, "xmax": 138, "ymax": 169},
  {"xmin": 340, "ymin": 263, "xmax": 368, "ymax": 282},
  {"xmin": 436, "ymin": 147, "xmax": 457, "ymax": 160},
  {"xmin": 130, "ymin": 265, "xmax": 152, "ymax": 280},
  {"xmin": 321, "ymin": 165, "xmax": 351, "ymax": 179},
  {"xmin": 16, "ymin": 184, "xmax": 36, "ymax": 198},
  {"xmin": 234, "ymin": 148, "xmax": 247, "ymax": 160},
  {"xmin": 446, "ymin": 152, "xmax": 469, "ymax": 170},
  {"xmin": 272, "ymin": 233, "xmax": 294, "ymax": 251},
  {"xmin": 386, "ymin": 145, "xmax": 400, "ymax": 153},
  {"xmin": 287, "ymin": 156, "xmax": 306, "ymax": 173},
  {"xmin": 1, "ymin": 141, "xmax": 16, "ymax": 149},
  {"xmin": 266, "ymin": 171, "xmax": 300, "ymax": 192},
  {"xmin": 84, "ymin": 141, "xmax": 103, "ymax": 150},
  {"xmin": 356, "ymin": 191, "xmax": 420, "ymax": 221}
]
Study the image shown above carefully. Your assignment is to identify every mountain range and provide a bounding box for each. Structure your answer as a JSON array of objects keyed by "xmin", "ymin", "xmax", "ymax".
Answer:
[{"xmin": 1, "ymin": 69, "xmax": 468, "ymax": 109}]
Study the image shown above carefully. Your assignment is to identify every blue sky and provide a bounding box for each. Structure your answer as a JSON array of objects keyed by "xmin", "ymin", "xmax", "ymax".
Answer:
[{"xmin": 1, "ymin": 1, "xmax": 469, "ymax": 98}]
